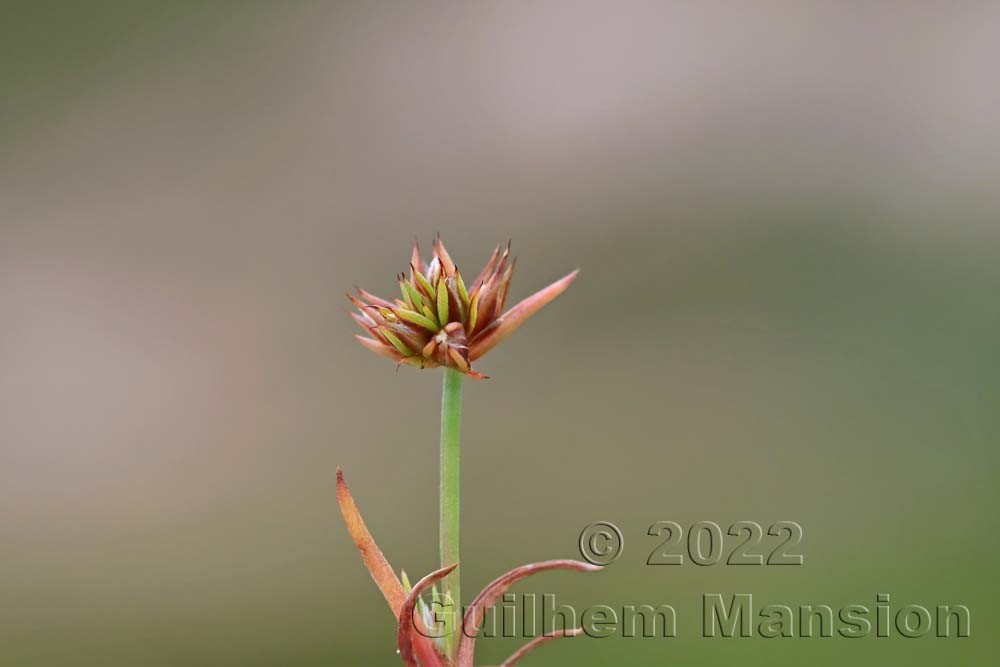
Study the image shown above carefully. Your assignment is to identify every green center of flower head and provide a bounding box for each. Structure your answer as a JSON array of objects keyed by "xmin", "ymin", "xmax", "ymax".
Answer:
[{"xmin": 350, "ymin": 236, "xmax": 578, "ymax": 379}]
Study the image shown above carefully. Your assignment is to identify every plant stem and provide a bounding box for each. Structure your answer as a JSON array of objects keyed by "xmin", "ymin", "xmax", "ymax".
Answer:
[{"xmin": 439, "ymin": 368, "xmax": 464, "ymax": 656}]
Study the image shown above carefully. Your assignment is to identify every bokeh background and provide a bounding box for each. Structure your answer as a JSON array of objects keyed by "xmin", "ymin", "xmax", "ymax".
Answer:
[{"xmin": 2, "ymin": 2, "xmax": 998, "ymax": 665}]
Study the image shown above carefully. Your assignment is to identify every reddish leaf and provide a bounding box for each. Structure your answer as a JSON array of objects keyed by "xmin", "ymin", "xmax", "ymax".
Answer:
[
  {"xmin": 335, "ymin": 468, "xmax": 406, "ymax": 615},
  {"xmin": 337, "ymin": 469, "xmax": 453, "ymax": 667},
  {"xmin": 456, "ymin": 559, "xmax": 601, "ymax": 667}
]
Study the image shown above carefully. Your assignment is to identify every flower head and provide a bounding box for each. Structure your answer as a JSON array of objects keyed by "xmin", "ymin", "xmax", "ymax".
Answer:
[{"xmin": 350, "ymin": 237, "xmax": 577, "ymax": 378}]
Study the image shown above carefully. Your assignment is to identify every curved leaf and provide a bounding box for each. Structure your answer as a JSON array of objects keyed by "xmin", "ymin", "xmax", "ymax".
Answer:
[
  {"xmin": 456, "ymin": 559, "xmax": 601, "ymax": 667},
  {"xmin": 397, "ymin": 563, "xmax": 459, "ymax": 667},
  {"xmin": 500, "ymin": 628, "xmax": 583, "ymax": 667}
]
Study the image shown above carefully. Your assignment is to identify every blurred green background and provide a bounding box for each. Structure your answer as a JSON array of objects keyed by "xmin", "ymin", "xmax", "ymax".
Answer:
[{"xmin": 2, "ymin": 2, "xmax": 998, "ymax": 665}]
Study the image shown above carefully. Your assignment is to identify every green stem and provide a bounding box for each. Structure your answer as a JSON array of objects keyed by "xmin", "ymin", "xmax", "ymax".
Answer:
[{"xmin": 439, "ymin": 368, "xmax": 464, "ymax": 656}]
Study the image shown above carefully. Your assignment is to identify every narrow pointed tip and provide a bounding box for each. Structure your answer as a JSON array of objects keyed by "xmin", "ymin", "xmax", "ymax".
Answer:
[
  {"xmin": 560, "ymin": 268, "xmax": 581, "ymax": 288},
  {"xmin": 410, "ymin": 238, "xmax": 425, "ymax": 275},
  {"xmin": 434, "ymin": 235, "xmax": 456, "ymax": 275},
  {"xmin": 335, "ymin": 466, "xmax": 352, "ymax": 505}
]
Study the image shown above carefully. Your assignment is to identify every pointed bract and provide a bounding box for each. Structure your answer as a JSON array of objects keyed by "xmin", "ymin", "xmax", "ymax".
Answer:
[{"xmin": 469, "ymin": 269, "xmax": 578, "ymax": 361}]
